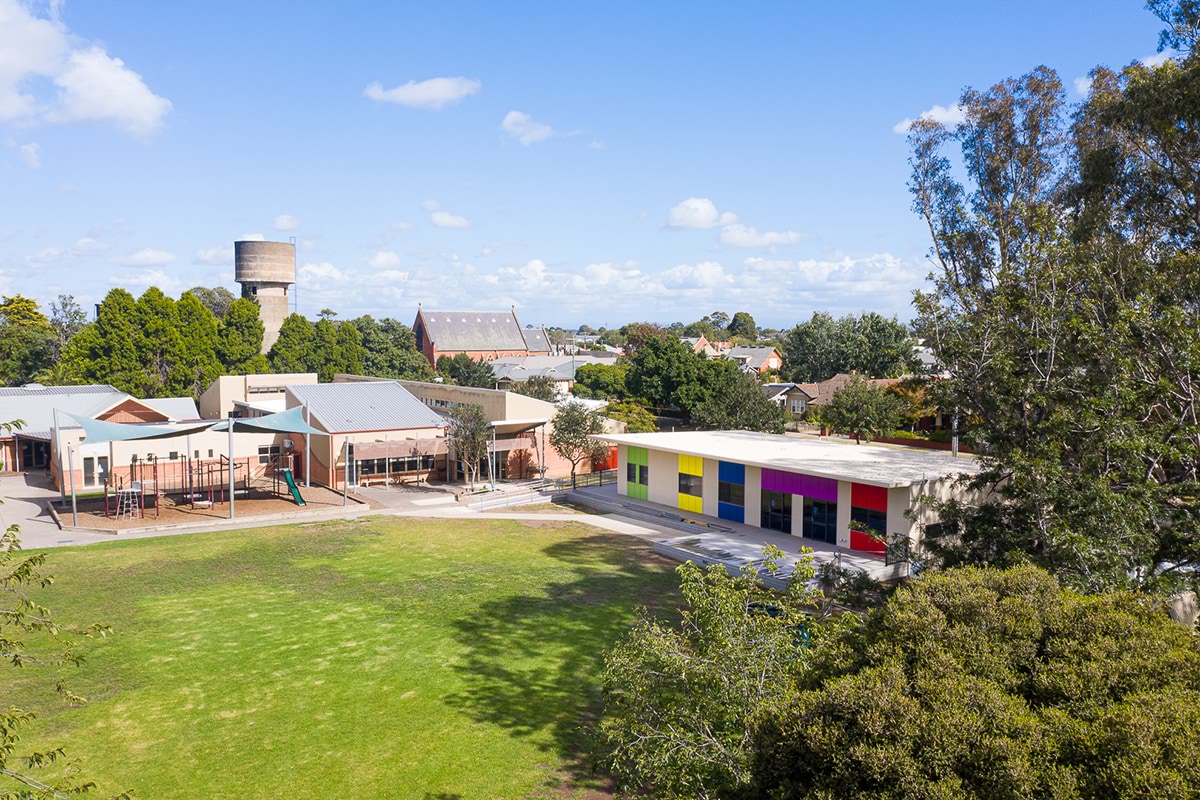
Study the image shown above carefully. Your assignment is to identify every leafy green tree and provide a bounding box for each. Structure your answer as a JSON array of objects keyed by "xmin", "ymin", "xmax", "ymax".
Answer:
[
  {"xmin": 0, "ymin": 295, "xmax": 54, "ymax": 386},
  {"xmin": 216, "ymin": 298, "xmax": 269, "ymax": 375},
  {"xmin": 348, "ymin": 315, "xmax": 433, "ymax": 381},
  {"xmin": 510, "ymin": 375, "xmax": 558, "ymax": 401},
  {"xmin": 60, "ymin": 288, "xmax": 145, "ymax": 395},
  {"xmin": 625, "ymin": 336, "xmax": 705, "ymax": 411},
  {"xmin": 333, "ymin": 320, "xmax": 365, "ymax": 378},
  {"xmin": 603, "ymin": 400, "xmax": 657, "ymax": 433},
  {"xmin": 572, "ymin": 362, "xmax": 628, "ymax": 399},
  {"xmin": 783, "ymin": 311, "xmax": 914, "ymax": 383},
  {"xmin": 549, "ymin": 400, "xmax": 610, "ymax": 483},
  {"xmin": 269, "ymin": 313, "xmax": 316, "ymax": 374},
  {"xmin": 437, "ymin": 353, "xmax": 496, "ymax": 388},
  {"xmin": 47, "ymin": 294, "xmax": 87, "ymax": 363},
  {"xmin": 310, "ymin": 318, "xmax": 341, "ymax": 382},
  {"xmin": 908, "ymin": 30, "xmax": 1200, "ymax": 596},
  {"xmin": 602, "ymin": 548, "xmax": 821, "ymax": 800},
  {"xmin": 691, "ymin": 369, "xmax": 788, "ymax": 433},
  {"xmin": 175, "ymin": 292, "xmax": 223, "ymax": 398},
  {"xmin": 447, "ymin": 403, "xmax": 489, "ymax": 488},
  {"xmin": 728, "ymin": 311, "xmax": 757, "ymax": 341},
  {"xmin": 135, "ymin": 287, "xmax": 184, "ymax": 397},
  {"xmin": 619, "ymin": 322, "xmax": 666, "ymax": 354},
  {"xmin": 821, "ymin": 374, "xmax": 902, "ymax": 443},
  {"xmin": 750, "ymin": 565, "xmax": 1200, "ymax": 800},
  {"xmin": 185, "ymin": 286, "xmax": 236, "ymax": 319}
]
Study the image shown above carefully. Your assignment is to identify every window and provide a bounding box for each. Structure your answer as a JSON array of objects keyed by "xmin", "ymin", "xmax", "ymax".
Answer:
[
  {"xmin": 638, "ymin": 464, "xmax": 649, "ymax": 485},
  {"xmin": 803, "ymin": 498, "xmax": 838, "ymax": 544},
  {"xmin": 850, "ymin": 506, "xmax": 887, "ymax": 538},
  {"xmin": 718, "ymin": 480, "xmax": 744, "ymax": 506},
  {"xmin": 258, "ymin": 444, "xmax": 281, "ymax": 465},
  {"xmin": 761, "ymin": 490, "xmax": 792, "ymax": 532},
  {"xmin": 627, "ymin": 462, "xmax": 638, "ymax": 483},
  {"xmin": 83, "ymin": 457, "xmax": 95, "ymax": 486},
  {"xmin": 97, "ymin": 457, "xmax": 109, "ymax": 483},
  {"xmin": 169, "ymin": 451, "xmax": 178, "ymax": 460},
  {"xmin": 208, "ymin": 449, "xmax": 214, "ymax": 458},
  {"xmin": 678, "ymin": 472, "xmax": 702, "ymax": 496}
]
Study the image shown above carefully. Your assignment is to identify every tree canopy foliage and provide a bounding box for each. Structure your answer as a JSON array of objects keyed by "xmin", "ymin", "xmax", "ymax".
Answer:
[
  {"xmin": 436, "ymin": 353, "xmax": 496, "ymax": 388},
  {"xmin": 0, "ymin": 295, "xmax": 53, "ymax": 386},
  {"xmin": 751, "ymin": 565, "xmax": 1200, "ymax": 800},
  {"xmin": 549, "ymin": 400, "xmax": 610, "ymax": 481},
  {"xmin": 782, "ymin": 311, "xmax": 915, "ymax": 383},
  {"xmin": 446, "ymin": 403, "xmax": 489, "ymax": 488},
  {"xmin": 909, "ymin": 12, "xmax": 1200, "ymax": 595},
  {"xmin": 820, "ymin": 374, "xmax": 904, "ymax": 443},
  {"xmin": 572, "ymin": 362, "xmax": 628, "ymax": 400},
  {"xmin": 690, "ymin": 367, "xmax": 787, "ymax": 434},
  {"xmin": 509, "ymin": 375, "xmax": 558, "ymax": 401},
  {"xmin": 603, "ymin": 400, "xmax": 657, "ymax": 433}
]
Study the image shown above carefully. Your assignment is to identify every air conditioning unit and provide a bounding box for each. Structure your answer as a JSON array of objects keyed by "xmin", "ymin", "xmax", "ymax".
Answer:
[{"xmin": 283, "ymin": 439, "xmax": 294, "ymax": 449}]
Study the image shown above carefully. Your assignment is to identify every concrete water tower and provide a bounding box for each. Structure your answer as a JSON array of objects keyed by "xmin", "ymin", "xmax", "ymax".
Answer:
[{"xmin": 234, "ymin": 240, "xmax": 295, "ymax": 353}]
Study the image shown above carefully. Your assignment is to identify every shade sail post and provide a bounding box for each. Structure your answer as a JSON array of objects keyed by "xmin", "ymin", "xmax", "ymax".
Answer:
[
  {"xmin": 228, "ymin": 422, "xmax": 235, "ymax": 520},
  {"xmin": 67, "ymin": 442, "xmax": 78, "ymax": 527}
]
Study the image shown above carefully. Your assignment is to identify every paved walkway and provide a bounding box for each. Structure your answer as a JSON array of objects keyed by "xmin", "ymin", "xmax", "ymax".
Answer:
[{"xmin": 0, "ymin": 473, "xmax": 75, "ymax": 548}]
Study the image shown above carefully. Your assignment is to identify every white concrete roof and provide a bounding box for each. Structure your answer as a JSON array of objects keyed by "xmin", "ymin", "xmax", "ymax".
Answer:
[{"xmin": 593, "ymin": 430, "xmax": 979, "ymax": 488}]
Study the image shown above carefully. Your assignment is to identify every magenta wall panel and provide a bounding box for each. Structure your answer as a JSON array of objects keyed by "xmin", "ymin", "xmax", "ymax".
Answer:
[{"xmin": 761, "ymin": 469, "xmax": 837, "ymax": 502}]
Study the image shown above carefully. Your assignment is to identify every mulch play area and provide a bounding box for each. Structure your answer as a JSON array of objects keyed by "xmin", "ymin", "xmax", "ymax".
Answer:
[{"xmin": 64, "ymin": 482, "xmax": 360, "ymax": 530}]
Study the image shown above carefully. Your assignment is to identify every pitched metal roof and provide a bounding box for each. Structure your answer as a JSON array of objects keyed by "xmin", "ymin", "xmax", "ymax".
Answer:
[
  {"xmin": 520, "ymin": 326, "xmax": 553, "ymax": 353},
  {"xmin": 288, "ymin": 381, "xmax": 445, "ymax": 434},
  {"xmin": 140, "ymin": 397, "xmax": 201, "ymax": 420},
  {"xmin": 0, "ymin": 384, "xmax": 128, "ymax": 436},
  {"xmin": 490, "ymin": 354, "xmax": 612, "ymax": 381},
  {"xmin": 418, "ymin": 310, "xmax": 529, "ymax": 352},
  {"xmin": 725, "ymin": 346, "xmax": 781, "ymax": 370}
]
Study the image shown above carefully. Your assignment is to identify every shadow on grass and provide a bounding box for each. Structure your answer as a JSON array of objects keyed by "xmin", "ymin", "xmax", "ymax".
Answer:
[{"xmin": 446, "ymin": 533, "xmax": 679, "ymax": 795}]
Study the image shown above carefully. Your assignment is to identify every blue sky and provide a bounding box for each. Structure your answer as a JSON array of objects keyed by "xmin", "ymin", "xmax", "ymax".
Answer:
[{"xmin": 0, "ymin": 0, "xmax": 1169, "ymax": 329}]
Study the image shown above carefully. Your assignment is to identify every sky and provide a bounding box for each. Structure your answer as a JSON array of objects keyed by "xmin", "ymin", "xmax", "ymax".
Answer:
[{"xmin": 0, "ymin": 0, "xmax": 1172, "ymax": 330}]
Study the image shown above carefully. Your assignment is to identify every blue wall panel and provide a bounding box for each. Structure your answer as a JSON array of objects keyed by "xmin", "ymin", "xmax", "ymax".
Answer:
[
  {"xmin": 718, "ymin": 461, "xmax": 745, "ymax": 484},
  {"xmin": 718, "ymin": 501, "xmax": 745, "ymax": 523}
]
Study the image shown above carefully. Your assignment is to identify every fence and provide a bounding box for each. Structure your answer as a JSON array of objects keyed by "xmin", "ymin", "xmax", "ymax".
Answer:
[{"xmin": 540, "ymin": 469, "xmax": 617, "ymax": 491}]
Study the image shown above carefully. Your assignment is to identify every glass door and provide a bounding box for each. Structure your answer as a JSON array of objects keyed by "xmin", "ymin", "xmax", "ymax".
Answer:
[
  {"xmin": 760, "ymin": 489, "xmax": 792, "ymax": 532},
  {"xmin": 802, "ymin": 498, "xmax": 838, "ymax": 544}
]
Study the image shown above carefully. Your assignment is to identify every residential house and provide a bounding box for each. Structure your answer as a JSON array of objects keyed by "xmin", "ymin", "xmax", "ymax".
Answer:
[
  {"xmin": 412, "ymin": 308, "xmax": 553, "ymax": 367},
  {"xmin": 490, "ymin": 354, "xmax": 614, "ymax": 398},
  {"xmin": 762, "ymin": 383, "xmax": 816, "ymax": 420},
  {"xmin": 798, "ymin": 372, "xmax": 901, "ymax": 407},
  {"xmin": 724, "ymin": 346, "xmax": 783, "ymax": 377}
]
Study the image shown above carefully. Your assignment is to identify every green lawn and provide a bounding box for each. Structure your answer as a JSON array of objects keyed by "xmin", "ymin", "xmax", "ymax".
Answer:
[{"xmin": 3, "ymin": 516, "xmax": 678, "ymax": 799}]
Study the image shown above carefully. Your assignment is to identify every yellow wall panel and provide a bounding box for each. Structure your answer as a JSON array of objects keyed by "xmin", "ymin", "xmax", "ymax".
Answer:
[
  {"xmin": 678, "ymin": 454, "xmax": 703, "ymax": 476},
  {"xmin": 678, "ymin": 493, "xmax": 703, "ymax": 514}
]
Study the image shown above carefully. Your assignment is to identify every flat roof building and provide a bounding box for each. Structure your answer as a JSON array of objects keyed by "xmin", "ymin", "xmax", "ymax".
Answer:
[{"xmin": 594, "ymin": 430, "xmax": 981, "ymax": 558}]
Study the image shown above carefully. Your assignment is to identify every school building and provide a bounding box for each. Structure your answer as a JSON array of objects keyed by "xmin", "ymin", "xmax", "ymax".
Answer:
[{"xmin": 595, "ymin": 430, "xmax": 980, "ymax": 556}]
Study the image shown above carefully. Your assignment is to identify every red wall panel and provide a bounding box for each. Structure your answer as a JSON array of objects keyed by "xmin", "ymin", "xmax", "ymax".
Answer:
[{"xmin": 851, "ymin": 483, "xmax": 888, "ymax": 512}]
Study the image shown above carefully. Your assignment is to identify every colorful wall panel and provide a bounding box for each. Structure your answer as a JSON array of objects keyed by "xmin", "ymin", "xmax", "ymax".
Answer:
[
  {"xmin": 678, "ymin": 454, "xmax": 703, "ymax": 476},
  {"xmin": 626, "ymin": 446, "xmax": 648, "ymax": 500},
  {"xmin": 850, "ymin": 483, "xmax": 887, "ymax": 512},
  {"xmin": 761, "ymin": 468, "xmax": 836, "ymax": 502},
  {"xmin": 718, "ymin": 460, "xmax": 745, "ymax": 523},
  {"xmin": 678, "ymin": 453, "xmax": 703, "ymax": 513}
]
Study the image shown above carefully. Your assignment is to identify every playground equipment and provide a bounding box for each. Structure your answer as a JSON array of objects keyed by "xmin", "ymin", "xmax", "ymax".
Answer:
[
  {"xmin": 103, "ymin": 454, "xmax": 161, "ymax": 519},
  {"xmin": 270, "ymin": 452, "xmax": 306, "ymax": 506}
]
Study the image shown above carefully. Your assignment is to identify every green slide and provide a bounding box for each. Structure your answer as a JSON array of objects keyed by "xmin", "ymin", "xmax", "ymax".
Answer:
[{"xmin": 281, "ymin": 468, "xmax": 307, "ymax": 506}]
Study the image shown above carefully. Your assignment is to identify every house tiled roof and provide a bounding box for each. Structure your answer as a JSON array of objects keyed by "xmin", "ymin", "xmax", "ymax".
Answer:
[
  {"xmin": 800, "ymin": 373, "xmax": 901, "ymax": 405},
  {"xmin": 519, "ymin": 326, "xmax": 553, "ymax": 353},
  {"xmin": 288, "ymin": 381, "xmax": 445, "ymax": 434},
  {"xmin": 490, "ymin": 354, "xmax": 611, "ymax": 382}
]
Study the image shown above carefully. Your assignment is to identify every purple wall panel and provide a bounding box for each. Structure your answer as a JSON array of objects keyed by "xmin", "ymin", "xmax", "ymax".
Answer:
[{"xmin": 761, "ymin": 468, "xmax": 837, "ymax": 502}]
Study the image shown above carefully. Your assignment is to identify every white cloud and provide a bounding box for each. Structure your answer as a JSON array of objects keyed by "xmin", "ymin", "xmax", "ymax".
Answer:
[
  {"xmin": 364, "ymin": 76, "xmax": 480, "ymax": 109},
  {"xmin": 195, "ymin": 245, "xmax": 230, "ymax": 265},
  {"xmin": 27, "ymin": 235, "xmax": 107, "ymax": 266},
  {"xmin": 666, "ymin": 197, "xmax": 738, "ymax": 229},
  {"xmin": 892, "ymin": 103, "xmax": 965, "ymax": 134},
  {"xmin": 718, "ymin": 223, "xmax": 803, "ymax": 248},
  {"xmin": 110, "ymin": 268, "xmax": 181, "ymax": 293},
  {"xmin": 501, "ymin": 110, "xmax": 556, "ymax": 145},
  {"xmin": 113, "ymin": 248, "xmax": 176, "ymax": 267},
  {"xmin": 18, "ymin": 142, "xmax": 39, "ymax": 168},
  {"xmin": 273, "ymin": 214, "xmax": 298, "ymax": 231},
  {"xmin": 368, "ymin": 250, "xmax": 401, "ymax": 268},
  {"xmin": 422, "ymin": 200, "xmax": 471, "ymax": 229},
  {"xmin": 299, "ymin": 261, "xmax": 350, "ymax": 284},
  {"xmin": 1141, "ymin": 51, "xmax": 1175, "ymax": 67},
  {"xmin": 585, "ymin": 139, "xmax": 607, "ymax": 150},
  {"xmin": 0, "ymin": 1, "xmax": 171, "ymax": 136},
  {"xmin": 371, "ymin": 269, "xmax": 409, "ymax": 283},
  {"xmin": 1073, "ymin": 76, "xmax": 1093, "ymax": 96}
]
